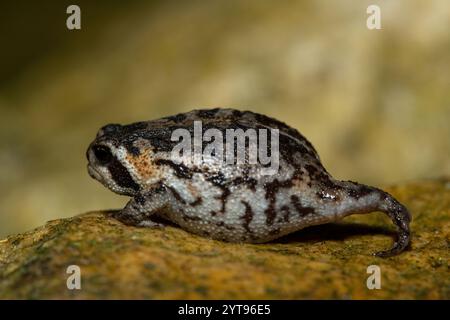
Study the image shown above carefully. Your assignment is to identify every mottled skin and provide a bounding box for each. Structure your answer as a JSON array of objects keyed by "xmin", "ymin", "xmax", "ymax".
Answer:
[{"xmin": 86, "ymin": 108, "xmax": 411, "ymax": 257}]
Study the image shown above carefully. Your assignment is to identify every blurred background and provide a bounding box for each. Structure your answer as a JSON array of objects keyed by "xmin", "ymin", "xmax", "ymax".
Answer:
[{"xmin": 0, "ymin": 0, "xmax": 449, "ymax": 237}]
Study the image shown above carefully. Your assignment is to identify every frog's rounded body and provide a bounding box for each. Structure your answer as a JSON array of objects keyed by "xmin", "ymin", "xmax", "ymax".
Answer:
[{"xmin": 87, "ymin": 108, "xmax": 411, "ymax": 257}]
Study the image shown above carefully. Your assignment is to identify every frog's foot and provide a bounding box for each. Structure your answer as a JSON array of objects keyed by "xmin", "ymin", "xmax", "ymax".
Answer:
[
  {"xmin": 338, "ymin": 181, "xmax": 411, "ymax": 257},
  {"xmin": 113, "ymin": 209, "xmax": 167, "ymax": 228},
  {"xmin": 136, "ymin": 219, "xmax": 166, "ymax": 228}
]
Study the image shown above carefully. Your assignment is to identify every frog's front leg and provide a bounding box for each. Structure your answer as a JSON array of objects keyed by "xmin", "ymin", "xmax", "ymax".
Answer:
[{"xmin": 113, "ymin": 183, "xmax": 170, "ymax": 228}]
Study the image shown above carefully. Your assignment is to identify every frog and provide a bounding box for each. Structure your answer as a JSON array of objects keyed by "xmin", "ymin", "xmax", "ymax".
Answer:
[{"xmin": 86, "ymin": 108, "xmax": 411, "ymax": 257}]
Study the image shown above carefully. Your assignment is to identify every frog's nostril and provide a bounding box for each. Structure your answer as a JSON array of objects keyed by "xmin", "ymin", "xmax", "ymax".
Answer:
[{"xmin": 92, "ymin": 145, "xmax": 113, "ymax": 165}]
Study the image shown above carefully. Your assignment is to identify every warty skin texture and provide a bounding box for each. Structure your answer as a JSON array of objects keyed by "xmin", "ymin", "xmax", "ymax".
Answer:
[{"xmin": 86, "ymin": 108, "xmax": 411, "ymax": 257}]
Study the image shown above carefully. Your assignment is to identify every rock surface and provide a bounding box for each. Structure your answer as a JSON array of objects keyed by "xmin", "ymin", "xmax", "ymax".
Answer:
[{"xmin": 0, "ymin": 179, "xmax": 448, "ymax": 299}]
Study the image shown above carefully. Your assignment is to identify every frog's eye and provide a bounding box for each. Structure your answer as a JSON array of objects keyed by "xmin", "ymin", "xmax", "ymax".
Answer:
[{"xmin": 92, "ymin": 145, "xmax": 113, "ymax": 165}]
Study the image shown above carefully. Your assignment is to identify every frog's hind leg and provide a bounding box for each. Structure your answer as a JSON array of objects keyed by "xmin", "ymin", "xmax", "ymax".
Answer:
[{"xmin": 338, "ymin": 182, "xmax": 411, "ymax": 257}]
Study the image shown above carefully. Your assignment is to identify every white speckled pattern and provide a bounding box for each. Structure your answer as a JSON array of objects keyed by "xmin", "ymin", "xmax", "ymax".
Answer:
[{"xmin": 86, "ymin": 108, "xmax": 411, "ymax": 257}]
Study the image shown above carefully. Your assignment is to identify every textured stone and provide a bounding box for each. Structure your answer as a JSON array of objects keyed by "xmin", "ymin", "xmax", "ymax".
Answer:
[
  {"xmin": 0, "ymin": 178, "xmax": 448, "ymax": 299},
  {"xmin": 1, "ymin": 0, "xmax": 449, "ymax": 239}
]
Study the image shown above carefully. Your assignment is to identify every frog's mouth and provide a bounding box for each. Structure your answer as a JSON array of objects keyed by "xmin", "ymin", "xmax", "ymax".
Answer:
[
  {"xmin": 87, "ymin": 162, "xmax": 137, "ymax": 196},
  {"xmin": 87, "ymin": 163, "xmax": 112, "ymax": 190},
  {"xmin": 87, "ymin": 164, "xmax": 102, "ymax": 181}
]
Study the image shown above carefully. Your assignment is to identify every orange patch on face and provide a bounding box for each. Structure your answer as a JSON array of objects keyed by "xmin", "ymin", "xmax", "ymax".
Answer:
[{"xmin": 126, "ymin": 152, "xmax": 158, "ymax": 180}]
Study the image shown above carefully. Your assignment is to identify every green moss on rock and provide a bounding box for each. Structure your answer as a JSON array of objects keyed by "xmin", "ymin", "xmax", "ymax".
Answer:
[{"xmin": 0, "ymin": 178, "xmax": 449, "ymax": 299}]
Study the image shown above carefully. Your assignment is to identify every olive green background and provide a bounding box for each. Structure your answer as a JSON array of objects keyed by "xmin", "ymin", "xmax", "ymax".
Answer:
[{"xmin": 0, "ymin": 0, "xmax": 449, "ymax": 237}]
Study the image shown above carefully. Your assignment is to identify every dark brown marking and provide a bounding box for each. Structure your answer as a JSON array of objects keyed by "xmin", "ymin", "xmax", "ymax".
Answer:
[
  {"xmin": 264, "ymin": 178, "xmax": 294, "ymax": 225},
  {"xmin": 190, "ymin": 197, "xmax": 203, "ymax": 206},
  {"xmin": 166, "ymin": 186, "xmax": 187, "ymax": 204},
  {"xmin": 304, "ymin": 164, "xmax": 318, "ymax": 176},
  {"xmin": 134, "ymin": 194, "xmax": 146, "ymax": 205},
  {"xmin": 231, "ymin": 176, "xmax": 258, "ymax": 191},
  {"xmin": 240, "ymin": 201, "xmax": 254, "ymax": 233},
  {"xmin": 290, "ymin": 195, "xmax": 315, "ymax": 217},
  {"xmin": 165, "ymin": 113, "xmax": 187, "ymax": 123},
  {"xmin": 196, "ymin": 108, "xmax": 221, "ymax": 118},
  {"xmin": 216, "ymin": 188, "xmax": 230, "ymax": 213},
  {"xmin": 108, "ymin": 157, "xmax": 140, "ymax": 192},
  {"xmin": 207, "ymin": 172, "xmax": 231, "ymax": 214},
  {"xmin": 346, "ymin": 181, "xmax": 375, "ymax": 199},
  {"xmin": 231, "ymin": 109, "xmax": 243, "ymax": 118},
  {"xmin": 155, "ymin": 159, "xmax": 192, "ymax": 179},
  {"xmin": 206, "ymin": 172, "xmax": 227, "ymax": 187}
]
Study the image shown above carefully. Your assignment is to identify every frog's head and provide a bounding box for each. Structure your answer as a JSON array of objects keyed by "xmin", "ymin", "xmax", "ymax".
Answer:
[{"xmin": 87, "ymin": 122, "xmax": 169, "ymax": 196}]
